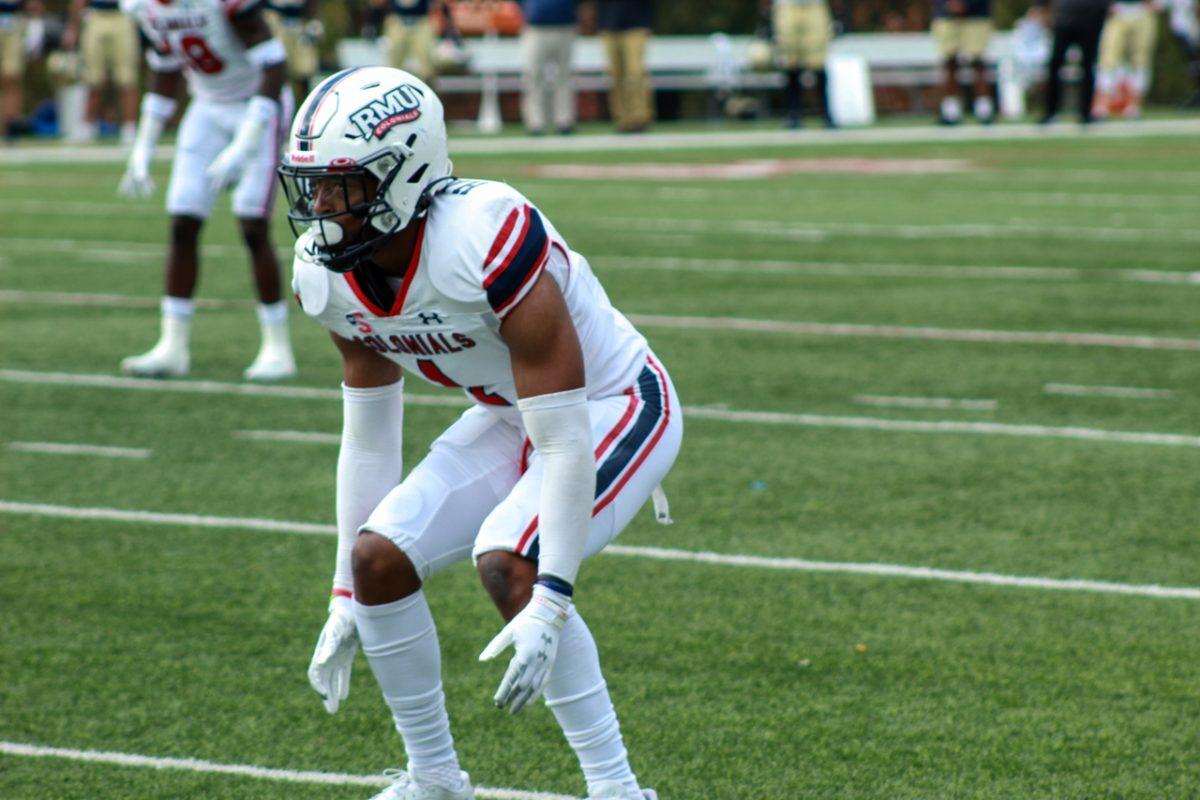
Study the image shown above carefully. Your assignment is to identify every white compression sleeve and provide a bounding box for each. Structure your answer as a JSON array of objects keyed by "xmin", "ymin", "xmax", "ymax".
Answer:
[
  {"xmin": 334, "ymin": 380, "xmax": 404, "ymax": 594},
  {"xmin": 518, "ymin": 387, "xmax": 594, "ymax": 587}
]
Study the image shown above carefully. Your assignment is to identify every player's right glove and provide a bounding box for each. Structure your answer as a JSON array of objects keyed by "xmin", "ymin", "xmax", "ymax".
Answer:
[
  {"xmin": 308, "ymin": 594, "xmax": 358, "ymax": 714},
  {"xmin": 118, "ymin": 93, "xmax": 176, "ymax": 199}
]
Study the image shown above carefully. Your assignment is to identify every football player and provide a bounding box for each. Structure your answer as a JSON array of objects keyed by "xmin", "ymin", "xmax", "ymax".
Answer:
[
  {"xmin": 119, "ymin": 0, "xmax": 296, "ymax": 381},
  {"xmin": 281, "ymin": 66, "xmax": 680, "ymax": 800},
  {"xmin": 1094, "ymin": 0, "xmax": 1160, "ymax": 118}
]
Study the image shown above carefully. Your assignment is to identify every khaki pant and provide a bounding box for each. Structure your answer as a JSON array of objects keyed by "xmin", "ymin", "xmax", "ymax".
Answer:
[
  {"xmin": 265, "ymin": 11, "xmax": 319, "ymax": 81},
  {"xmin": 601, "ymin": 28, "xmax": 652, "ymax": 129},
  {"xmin": 932, "ymin": 18, "xmax": 993, "ymax": 60},
  {"xmin": 81, "ymin": 9, "xmax": 139, "ymax": 88},
  {"xmin": 773, "ymin": 2, "xmax": 832, "ymax": 69},
  {"xmin": 521, "ymin": 24, "xmax": 576, "ymax": 132},
  {"xmin": 1099, "ymin": 8, "xmax": 1159, "ymax": 71},
  {"xmin": 0, "ymin": 14, "xmax": 25, "ymax": 79},
  {"xmin": 383, "ymin": 14, "xmax": 435, "ymax": 81}
]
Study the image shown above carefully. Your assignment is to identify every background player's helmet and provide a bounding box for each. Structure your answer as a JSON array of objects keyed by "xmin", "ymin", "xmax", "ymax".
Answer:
[{"xmin": 278, "ymin": 66, "xmax": 453, "ymax": 273}]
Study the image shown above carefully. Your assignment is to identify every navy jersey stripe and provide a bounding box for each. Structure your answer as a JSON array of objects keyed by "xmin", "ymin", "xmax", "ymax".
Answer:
[
  {"xmin": 485, "ymin": 207, "xmax": 549, "ymax": 315},
  {"xmin": 594, "ymin": 366, "xmax": 663, "ymax": 498}
]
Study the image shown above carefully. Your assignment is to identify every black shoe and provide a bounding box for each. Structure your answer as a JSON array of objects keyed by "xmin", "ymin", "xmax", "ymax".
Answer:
[
  {"xmin": 784, "ymin": 113, "xmax": 801, "ymax": 129},
  {"xmin": 822, "ymin": 115, "xmax": 838, "ymax": 129},
  {"xmin": 527, "ymin": 128, "xmax": 545, "ymax": 137},
  {"xmin": 1183, "ymin": 91, "xmax": 1200, "ymax": 109},
  {"xmin": 556, "ymin": 126, "xmax": 574, "ymax": 136}
]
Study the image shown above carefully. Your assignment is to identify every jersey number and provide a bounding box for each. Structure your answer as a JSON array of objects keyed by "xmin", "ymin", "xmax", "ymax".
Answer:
[
  {"xmin": 179, "ymin": 35, "xmax": 225, "ymax": 75},
  {"xmin": 416, "ymin": 359, "xmax": 509, "ymax": 407}
]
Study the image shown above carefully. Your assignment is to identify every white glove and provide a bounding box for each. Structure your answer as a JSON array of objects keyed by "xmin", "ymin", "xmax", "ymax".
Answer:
[
  {"xmin": 119, "ymin": 93, "xmax": 175, "ymax": 200},
  {"xmin": 479, "ymin": 584, "xmax": 573, "ymax": 714},
  {"xmin": 308, "ymin": 594, "xmax": 358, "ymax": 714},
  {"xmin": 118, "ymin": 147, "xmax": 155, "ymax": 199},
  {"xmin": 206, "ymin": 95, "xmax": 278, "ymax": 192}
]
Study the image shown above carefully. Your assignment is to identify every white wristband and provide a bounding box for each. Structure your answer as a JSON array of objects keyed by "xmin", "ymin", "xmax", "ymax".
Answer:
[
  {"xmin": 245, "ymin": 37, "xmax": 287, "ymax": 68},
  {"xmin": 140, "ymin": 92, "xmax": 177, "ymax": 123}
]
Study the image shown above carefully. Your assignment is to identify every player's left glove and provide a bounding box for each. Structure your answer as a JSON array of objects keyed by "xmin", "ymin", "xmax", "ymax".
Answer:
[
  {"xmin": 308, "ymin": 594, "xmax": 358, "ymax": 714},
  {"xmin": 479, "ymin": 583, "xmax": 573, "ymax": 715},
  {"xmin": 206, "ymin": 95, "xmax": 279, "ymax": 192}
]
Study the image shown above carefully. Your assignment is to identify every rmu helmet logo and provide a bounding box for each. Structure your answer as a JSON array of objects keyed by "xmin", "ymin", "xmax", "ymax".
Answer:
[{"xmin": 348, "ymin": 84, "xmax": 424, "ymax": 142}]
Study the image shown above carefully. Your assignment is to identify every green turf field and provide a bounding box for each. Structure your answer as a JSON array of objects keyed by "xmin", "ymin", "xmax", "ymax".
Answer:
[{"xmin": 2, "ymin": 125, "xmax": 1199, "ymax": 799}]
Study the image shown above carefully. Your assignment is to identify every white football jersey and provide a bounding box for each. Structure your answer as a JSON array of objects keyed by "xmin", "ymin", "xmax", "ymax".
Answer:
[
  {"xmin": 123, "ymin": 0, "xmax": 264, "ymax": 103},
  {"xmin": 291, "ymin": 180, "xmax": 649, "ymax": 416}
]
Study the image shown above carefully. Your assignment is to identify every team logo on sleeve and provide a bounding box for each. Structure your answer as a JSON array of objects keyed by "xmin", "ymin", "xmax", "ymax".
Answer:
[{"xmin": 348, "ymin": 84, "xmax": 424, "ymax": 141}]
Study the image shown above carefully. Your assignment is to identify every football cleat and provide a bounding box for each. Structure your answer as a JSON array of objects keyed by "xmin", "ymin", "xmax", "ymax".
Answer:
[
  {"xmin": 368, "ymin": 769, "xmax": 474, "ymax": 800},
  {"xmin": 120, "ymin": 342, "xmax": 189, "ymax": 378},
  {"xmin": 243, "ymin": 344, "xmax": 296, "ymax": 382},
  {"xmin": 587, "ymin": 781, "xmax": 658, "ymax": 800}
]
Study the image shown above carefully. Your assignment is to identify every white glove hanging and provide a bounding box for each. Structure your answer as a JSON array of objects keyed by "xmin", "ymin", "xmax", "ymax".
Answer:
[
  {"xmin": 119, "ymin": 93, "xmax": 177, "ymax": 199},
  {"xmin": 479, "ymin": 584, "xmax": 573, "ymax": 714},
  {"xmin": 308, "ymin": 594, "xmax": 358, "ymax": 714},
  {"xmin": 207, "ymin": 95, "xmax": 279, "ymax": 192}
]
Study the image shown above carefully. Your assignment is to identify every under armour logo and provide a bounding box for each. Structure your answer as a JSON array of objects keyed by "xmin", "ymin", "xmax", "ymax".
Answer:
[{"xmin": 418, "ymin": 311, "xmax": 444, "ymax": 325}]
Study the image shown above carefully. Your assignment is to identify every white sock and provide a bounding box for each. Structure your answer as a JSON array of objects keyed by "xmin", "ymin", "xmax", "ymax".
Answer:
[
  {"xmin": 353, "ymin": 594, "xmax": 463, "ymax": 791},
  {"xmin": 1129, "ymin": 68, "xmax": 1149, "ymax": 96},
  {"xmin": 544, "ymin": 613, "xmax": 640, "ymax": 797},
  {"xmin": 256, "ymin": 299, "xmax": 289, "ymax": 326},
  {"xmin": 940, "ymin": 95, "xmax": 962, "ymax": 122},
  {"xmin": 159, "ymin": 297, "xmax": 193, "ymax": 352},
  {"xmin": 973, "ymin": 95, "xmax": 994, "ymax": 118},
  {"xmin": 1096, "ymin": 69, "xmax": 1116, "ymax": 96}
]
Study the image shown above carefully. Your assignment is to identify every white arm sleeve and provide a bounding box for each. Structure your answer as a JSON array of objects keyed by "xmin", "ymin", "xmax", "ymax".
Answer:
[
  {"xmin": 333, "ymin": 380, "xmax": 404, "ymax": 594},
  {"xmin": 518, "ymin": 387, "xmax": 594, "ymax": 587}
]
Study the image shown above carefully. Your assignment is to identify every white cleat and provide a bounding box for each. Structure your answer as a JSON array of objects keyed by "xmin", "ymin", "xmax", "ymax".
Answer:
[
  {"xmin": 120, "ymin": 343, "xmax": 189, "ymax": 378},
  {"xmin": 243, "ymin": 346, "xmax": 296, "ymax": 382},
  {"xmin": 587, "ymin": 781, "xmax": 658, "ymax": 800},
  {"xmin": 369, "ymin": 769, "xmax": 475, "ymax": 800}
]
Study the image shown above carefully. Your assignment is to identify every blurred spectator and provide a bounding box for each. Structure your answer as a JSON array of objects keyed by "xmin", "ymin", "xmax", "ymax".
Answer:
[
  {"xmin": 1, "ymin": 0, "xmax": 28, "ymax": 140},
  {"xmin": 1035, "ymin": 0, "xmax": 1112, "ymax": 124},
  {"xmin": 594, "ymin": 0, "xmax": 652, "ymax": 132},
  {"xmin": 762, "ymin": 0, "xmax": 834, "ymax": 128},
  {"xmin": 265, "ymin": 0, "xmax": 322, "ymax": 100},
  {"xmin": 931, "ymin": 0, "xmax": 995, "ymax": 124},
  {"xmin": 520, "ymin": 0, "xmax": 577, "ymax": 135},
  {"xmin": 1094, "ymin": 0, "xmax": 1158, "ymax": 118},
  {"xmin": 63, "ymin": 0, "xmax": 139, "ymax": 143},
  {"xmin": 1166, "ymin": 0, "xmax": 1200, "ymax": 106},
  {"xmin": 371, "ymin": 0, "xmax": 456, "ymax": 83}
]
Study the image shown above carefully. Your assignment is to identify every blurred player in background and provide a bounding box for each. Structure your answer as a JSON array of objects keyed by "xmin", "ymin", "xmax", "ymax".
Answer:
[
  {"xmin": 1094, "ymin": 0, "xmax": 1160, "ymax": 118},
  {"xmin": 119, "ymin": 0, "xmax": 296, "ymax": 381},
  {"xmin": 762, "ymin": 0, "xmax": 835, "ymax": 128},
  {"xmin": 63, "ymin": 0, "xmax": 140, "ymax": 143},
  {"xmin": 264, "ymin": 0, "xmax": 321, "ymax": 101},
  {"xmin": 595, "ymin": 0, "xmax": 654, "ymax": 132},
  {"xmin": 0, "ymin": 0, "xmax": 28, "ymax": 141},
  {"xmin": 371, "ymin": 0, "xmax": 456, "ymax": 84},
  {"xmin": 283, "ymin": 66, "xmax": 680, "ymax": 800},
  {"xmin": 931, "ymin": 0, "xmax": 995, "ymax": 124},
  {"xmin": 520, "ymin": 0, "xmax": 578, "ymax": 136}
]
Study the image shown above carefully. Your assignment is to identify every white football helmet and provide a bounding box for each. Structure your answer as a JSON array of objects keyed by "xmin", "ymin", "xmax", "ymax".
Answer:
[{"xmin": 278, "ymin": 66, "xmax": 453, "ymax": 273}]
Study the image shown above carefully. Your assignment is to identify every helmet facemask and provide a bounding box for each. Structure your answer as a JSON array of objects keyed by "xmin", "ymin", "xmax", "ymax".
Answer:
[{"xmin": 279, "ymin": 147, "xmax": 411, "ymax": 274}]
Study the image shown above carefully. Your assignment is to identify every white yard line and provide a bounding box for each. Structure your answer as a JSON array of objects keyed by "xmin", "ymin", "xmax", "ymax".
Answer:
[
  {"xmin": 1044, "ymin": 383, "xmax": 1177, "ymax": 400},
  {"xmin": 4, "ymin": 118, "xmax": 1198, "ymax": 163},
  {"xmin": 7, "ymin": 442, "xmax": 151, "ymax": 459},
  {"xmin": 2, "ymin": 369, "xmax": 1197, "ymax": 448},
  {"xmin": 627, "ymin": 313, "xmax": 1200, "ymax": 352},
  {"xmin": 852, "ymin": 395, "xmax": 998, "ymax": 411},
  {"xmin": 1, "ymin": 500, "xmax": 1197, "ymax": 600},
  {"xmin": 0, "ymin": 290, "xmax": 233, "ymax": 308},
  {"xmin": 588, "ymin": 215, "xmax": 1200, "ymax": 244},
  {"xmin": 234, "ymin": 429, "xmax": 341, "ymax": 444},
  {"xmin": 596, "ymin": 255, "xmax": 1200, "ymax": 286},
  {"xmin": 0, "ymin": 741, "xmax": 576, "ymax": 800}
]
